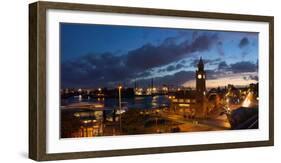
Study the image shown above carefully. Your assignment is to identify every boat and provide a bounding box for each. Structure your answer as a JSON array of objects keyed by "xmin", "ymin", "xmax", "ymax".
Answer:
[
  {"xmin": 106, "ymin": 102, "xmax": 129, "ymax": 122},
  {"xmin": 115, "ymin": 102, "xmax": 129, "ymax": 115}
]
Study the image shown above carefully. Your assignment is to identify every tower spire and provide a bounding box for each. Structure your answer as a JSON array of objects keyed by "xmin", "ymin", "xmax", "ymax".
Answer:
[
  {"xmin": 198, "ymin": 56, "xmax": 204, "ymax": 71},
  {"xmin": 196, "ymin": 56, "xmax": 206, "ymax": 117}
]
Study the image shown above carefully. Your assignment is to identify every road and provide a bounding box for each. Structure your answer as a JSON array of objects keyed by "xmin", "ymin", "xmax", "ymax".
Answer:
[{"xmin": 158, "ymin": 110, "xmax": 230, "ymax": 132}]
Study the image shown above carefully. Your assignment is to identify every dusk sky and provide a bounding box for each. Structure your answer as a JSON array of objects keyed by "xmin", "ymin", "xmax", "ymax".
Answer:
[{"xmin": 60, "ymin": 23, "xmax": 258, "ymax": 89}]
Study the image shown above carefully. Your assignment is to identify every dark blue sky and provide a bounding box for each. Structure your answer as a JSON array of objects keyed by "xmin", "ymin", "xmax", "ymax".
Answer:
[{"xmin": 60, "ymin": 23, "xmax": 258, "ymax": 88}]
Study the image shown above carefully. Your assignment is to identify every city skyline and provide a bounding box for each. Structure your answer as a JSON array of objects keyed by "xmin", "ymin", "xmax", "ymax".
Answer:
[{"xmin": 61, "ymin": 23, "xmax": 259, "ymax": 89}]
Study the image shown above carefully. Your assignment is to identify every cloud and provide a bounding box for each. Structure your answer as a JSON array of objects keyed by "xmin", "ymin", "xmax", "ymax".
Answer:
[
  {"xmin": 190, "ymin": 58, "xmax": 221, "ymax": 68},
  {"xmin": 61, "ymin": 52, "xmax": 135, "ymax": 88},
  {"xmin": 249, "ymin": 75, "xmax": 258, "ymax": 81},
  {"xmin": 166, "ymin": 65, "xmax": 176, "ymax": 72},
  {"xmin": 217, "ymin": 61, "xmax": 228, "ymax": 70},
  {"xmin": 229, "ymin": 61, "xmax": 257, "ymax": 73},
  {"xmin": 136, "ymin": 71, "xmax": 152, "ymax": 78},
  {"xmin": 138, "ymin": 71, "xmax": 195, "ymax": 87},
  {"xmin": 216, "ymin": 41, "xmax": 225, "ymax": 56},
  {"xmin": 161, "ymin": 67, "xmax": 259, "ymax": 88},
  {"xmin": 61, "ymin": 32, "xmax": 220, "ymax": 88},
  {"xmin": 125, "ymin": 33, "xmax": 219, "ymax": 70},
  {"xmin": 243, "ymin": 75, "xmax": 258, "ymax": 81},
  {"xmin": 164, "ymin": 63, "xmax": 185, "ymax": 72},
  {"xmin": 217, "ymin": 61, "xmax": 257, "ymax": 73},
  {"xmin": 62, "ymin": 32, "xmax": 258, "ymax": 88},
  {"xmin": 239, "ymin": 37, "xmax": 250, "ymax": 48}
]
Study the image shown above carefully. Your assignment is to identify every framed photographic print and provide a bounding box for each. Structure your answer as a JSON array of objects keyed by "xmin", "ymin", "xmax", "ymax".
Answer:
[{"xmin": 29, "ymin": 1, "xmax": 274, "ymax": 161}]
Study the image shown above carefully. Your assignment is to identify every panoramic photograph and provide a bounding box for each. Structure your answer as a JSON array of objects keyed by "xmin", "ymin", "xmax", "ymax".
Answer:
[{"xmin": 60, "ymin": 23, "xmax": 259, "ymax": 138}]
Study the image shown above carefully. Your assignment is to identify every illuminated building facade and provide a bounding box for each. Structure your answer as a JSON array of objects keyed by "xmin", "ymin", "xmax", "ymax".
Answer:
[{"xmin": 170, "ymin": 57, "xmax": 207, "ymax": 117}]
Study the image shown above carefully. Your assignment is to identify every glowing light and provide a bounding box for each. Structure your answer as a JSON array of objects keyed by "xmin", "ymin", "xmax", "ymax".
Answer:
[
  {"xmin": 179, "ymin": 104, "xmax": 190, "ymax": 107},
  {"xmin": 98, "ymin": 88, "xmax": 101, "ymax": 91},
  {"xmin": 146, "ymin": 88, "xmax": 152, "ymax": 95},
  {"xmin": 225, "ymin": 107, "xmax": 231, "ymax": 114},
  {"xmin": 198, "ymin": 74, "xmax": 202, "ymax": 79},
  {"xmin": 242, "ymin": 92, "xmax": 253, "ymax": 107},
  {"xmin": 226, "ymin": 98, "xmax": 229, "ymax": 103},
  {"xmin": 135, "ymin": 88, "xmax": 143, "ymax": 95},
  {"xmin": 83, "ymin": 120, "xmax": 91, "ymax": 124},
  {"xmin": 169, "ymin": 96, "xmax": 175, "ymax": 99},
  {"xmin": 94, "ymin": 104, "xmax": 104, "ymax": 108},
  {"xmin": 172, "ymin": 99, "xmax": 178, "ymax": 102},
  {"xmin": 242, "ymin": 98, "xmax": 251, "ymax": 107},
  {"xmin": 162, "ymin": 87, "xmax": 168, "ymax": 91}
]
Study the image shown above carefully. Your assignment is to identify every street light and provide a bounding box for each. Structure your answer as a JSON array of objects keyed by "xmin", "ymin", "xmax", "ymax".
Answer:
[{"xmin": 118, "ymin": 85, "xmax": 122, "ymax": 134}]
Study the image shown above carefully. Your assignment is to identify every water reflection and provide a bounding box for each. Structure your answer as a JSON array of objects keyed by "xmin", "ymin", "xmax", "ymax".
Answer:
[{"xmin": 62, "ymin": 95, "xmax": 171, "ymax": 110}]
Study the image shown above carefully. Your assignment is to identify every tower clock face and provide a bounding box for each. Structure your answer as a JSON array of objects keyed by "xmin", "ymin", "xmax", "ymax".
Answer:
[{"xmin": 198, "ymin": 74, "xmax": 202, "ymax": 79}]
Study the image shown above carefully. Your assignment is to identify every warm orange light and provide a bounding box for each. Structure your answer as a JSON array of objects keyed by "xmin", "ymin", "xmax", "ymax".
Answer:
[
  {"xmin": 94, "ymin": 104, "xmax": 104, "ymax": 108},
  {"xmin": 179, "ymin": 104, "xmax": 190, "ymax": 107},
  {"xmin": 242, "ymin": 92, "xmax": 253, "ymax": 107},
  {"xmin": 162, "ymin": 87, "xmax": 168, "ymax": 91}
]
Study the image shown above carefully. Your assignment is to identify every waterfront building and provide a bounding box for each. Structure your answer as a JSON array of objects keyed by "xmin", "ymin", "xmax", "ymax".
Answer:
[{"xmin": 170, "ymin": 57, "xmax": 208, "ymax": 117}]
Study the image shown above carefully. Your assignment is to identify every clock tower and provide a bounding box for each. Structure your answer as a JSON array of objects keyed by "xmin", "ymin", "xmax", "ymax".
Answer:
[{"xmin": 196, "ymin": 57, "xmax": 206, "ymax": 104}]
